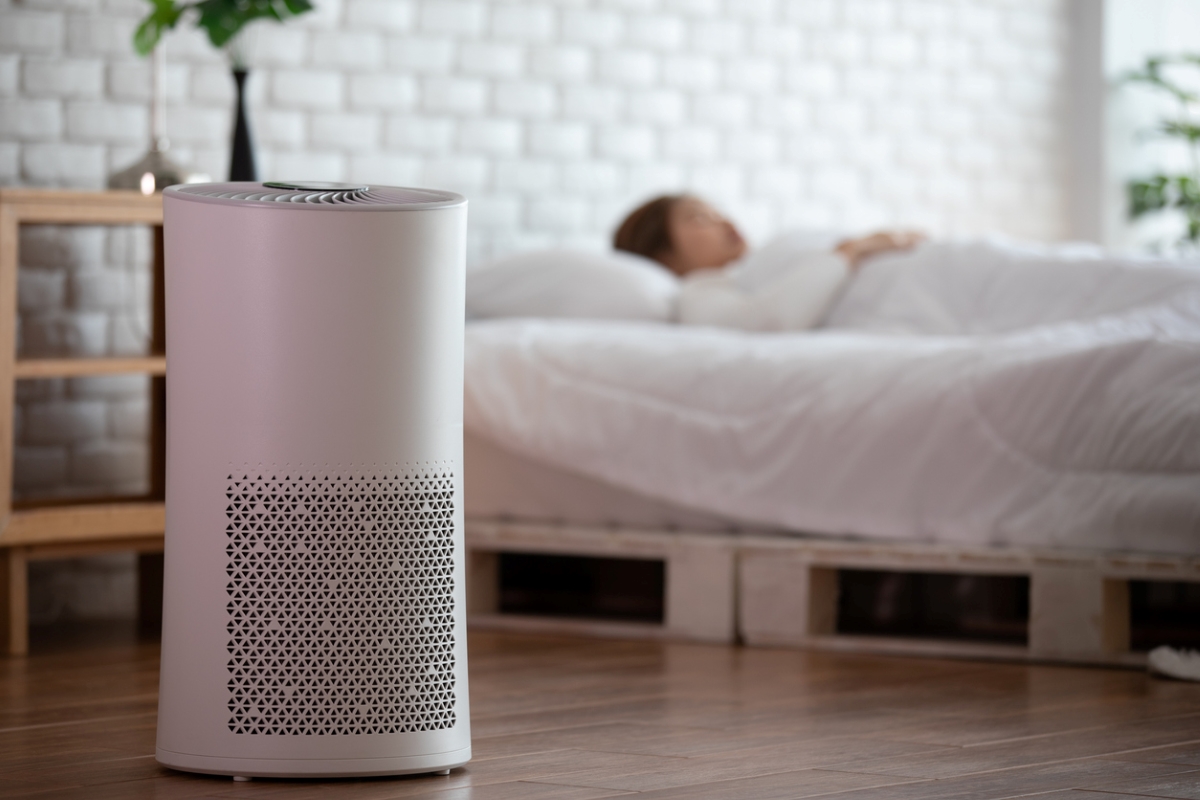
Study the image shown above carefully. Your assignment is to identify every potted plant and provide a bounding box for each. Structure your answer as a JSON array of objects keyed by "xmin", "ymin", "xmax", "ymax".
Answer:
[
  {"xmin": 1121, "ymin": 55, "xmax": 1200, "ymax": 253},
  {"xmin": 133, "ymin": 0, "xmax": 314, "ymax": 182}
]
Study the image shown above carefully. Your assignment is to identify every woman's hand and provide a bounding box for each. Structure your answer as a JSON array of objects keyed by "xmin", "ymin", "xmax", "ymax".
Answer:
[{"xmin": 835, "ymin": 230, "xmax": 926, "ymax": 269}]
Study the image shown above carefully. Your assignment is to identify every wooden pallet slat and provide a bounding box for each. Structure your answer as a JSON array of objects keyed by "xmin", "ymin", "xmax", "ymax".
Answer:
[{"xmin": 1028, "ymin": 567, "xmax": 1132, "ymax": 661}]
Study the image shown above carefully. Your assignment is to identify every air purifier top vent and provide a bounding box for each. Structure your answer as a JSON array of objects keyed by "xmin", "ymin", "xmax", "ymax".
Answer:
[{"xmin": 167, "ymin": 182, "xmax": 463, "ymax": 211}]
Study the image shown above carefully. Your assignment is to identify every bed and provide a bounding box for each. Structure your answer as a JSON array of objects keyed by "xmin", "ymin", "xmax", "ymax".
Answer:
[{"xmin": 461, "ymin": 238, "xmax": 1200, "ymax": 663}]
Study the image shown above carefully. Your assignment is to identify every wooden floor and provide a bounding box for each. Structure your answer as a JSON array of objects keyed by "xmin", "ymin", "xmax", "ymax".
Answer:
[{"xmin": 3, "ymin": 623, "xmax": 1200, "ymax": 799}]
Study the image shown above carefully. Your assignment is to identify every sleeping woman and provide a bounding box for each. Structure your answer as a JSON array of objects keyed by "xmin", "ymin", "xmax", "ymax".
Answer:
[{"xmin": 614, "ymin": 194, "xmax": 924, "ymax": 330}]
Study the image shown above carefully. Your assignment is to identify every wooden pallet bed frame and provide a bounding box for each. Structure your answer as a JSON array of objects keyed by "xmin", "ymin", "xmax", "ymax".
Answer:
[
  {"xmin": 465, "ymin": 520, "xmax": 737, "ymax": 643},
  {"xmin": 464, "ymin": 520, "xmax": 1200, "ymax": 667},
  {"xmin": 739, "ymin": 535, "xmax": 1200, "ymax": 667}
]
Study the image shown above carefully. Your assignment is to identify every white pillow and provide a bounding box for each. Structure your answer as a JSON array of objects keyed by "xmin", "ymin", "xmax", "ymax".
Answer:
[{"xmin": 467, "ymin": 248, "xmax": 678, "ymax": 322}]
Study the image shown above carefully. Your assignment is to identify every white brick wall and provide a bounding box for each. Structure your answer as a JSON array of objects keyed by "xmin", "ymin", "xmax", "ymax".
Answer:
[
  {"xmin": 0, "ymin": 0, "xmax": 1071, "ymax": 621},
  {"xmin": 2, "ymin": 0, "xmax": 1071, "ymax": 246},
  {"xmin": 14, "ymin": 223, "xmax": 152, "ymax": 505}
]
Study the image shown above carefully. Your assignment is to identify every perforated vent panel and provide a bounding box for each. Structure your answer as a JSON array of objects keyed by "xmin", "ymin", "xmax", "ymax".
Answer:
[{"xmin": 225, "ymin": 470, "xmax": 457, "ymax": 736}]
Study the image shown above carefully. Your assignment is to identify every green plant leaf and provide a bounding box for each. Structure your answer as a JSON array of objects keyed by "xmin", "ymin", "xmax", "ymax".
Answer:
[
  {"xmin": 191, "ymin": 0, "xmax": 313, "ymax": 50},
  {"xmin": 1128, "ymin": 175, "xmax": 1170, "ymax": 219},
  {"xmin": 1175, "ymin": 174, "xmax": 1200, "ymax": 207},
  {"xmin": 1128, "ymin": 173, "xmax": 1200, "ymax": 243},
  {"xmin": 1160, "ymin": 119, "xmax": 1200, "ymax": 142},
  {"xmin": 1122, "ymin": 53, "xmax": 1200, "ymax": 248},
  {"xmin": 132, "ymin": 0, "xmax": 185, "ymax": 56},
  {"xmin": 281, "ymin": 0, "xmax": 315, "ymax": 15},
  {"xmin": 1119, "ymin": 55, "xmax": 1200, "ymax": 103}
]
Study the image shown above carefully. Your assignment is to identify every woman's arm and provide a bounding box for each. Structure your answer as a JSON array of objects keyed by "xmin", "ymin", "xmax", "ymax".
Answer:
[{"xmin": 835, "ymin": 231, "xmax": 925, "ymax": 269}]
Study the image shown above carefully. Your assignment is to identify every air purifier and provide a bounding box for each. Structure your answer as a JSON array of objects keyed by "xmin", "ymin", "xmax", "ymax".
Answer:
[{"xmin": 156, "ymin": 181, "xmax": 471, "ymax": 779}]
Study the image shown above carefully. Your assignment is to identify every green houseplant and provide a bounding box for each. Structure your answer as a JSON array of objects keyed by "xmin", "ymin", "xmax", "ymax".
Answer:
[
  {"xmin": 133, "ymin": 0, "xmax": 313, "ymax": 181},
  {"xmin": 1122, "ymin": 55, "xmax": 1200, "ymax": 251}
]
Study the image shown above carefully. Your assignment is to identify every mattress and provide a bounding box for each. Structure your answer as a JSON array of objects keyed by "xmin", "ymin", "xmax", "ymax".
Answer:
[
  {"xmin": 463, "ymin": 241, "xmax": 1200, "ymax": 556},
  {"xmin": 464, "ymin": 431, "xmax": 743, "ymax": 532}
]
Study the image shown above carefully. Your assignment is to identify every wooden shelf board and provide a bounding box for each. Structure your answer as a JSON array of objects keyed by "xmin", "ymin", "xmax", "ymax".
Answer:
[
  {"xmin": 24, "ymin": 536, "xmax": 164, "ymax": 561},
  {"xmin": 1, "ymin": 502, "xmax": 165, "ymax": 547},
  {"xmin": 14, "ymin": 356, "xmax": 166, "ymax": 379},
  {"xmin": 11, "ymin": 490, "xmax": 163, "ymax": 512},
  {"xmin": 0, "ymin": 188, "xmax": 163, "ymax": 225}
]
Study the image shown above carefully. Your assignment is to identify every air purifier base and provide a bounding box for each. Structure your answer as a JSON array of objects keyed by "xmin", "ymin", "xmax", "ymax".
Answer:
[{"xmin": 155, "ymin": 746, "xmax": 472, "ymax": 779}]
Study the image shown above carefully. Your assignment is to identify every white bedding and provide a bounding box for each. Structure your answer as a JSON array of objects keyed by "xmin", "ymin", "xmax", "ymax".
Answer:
[
  {"xmin": 464, "ymin": 432, "xmax": 739, "ymax": 531},
  {"xmin": 463, "ymin": 241, "xmax": 1200, "ymax": 556}
]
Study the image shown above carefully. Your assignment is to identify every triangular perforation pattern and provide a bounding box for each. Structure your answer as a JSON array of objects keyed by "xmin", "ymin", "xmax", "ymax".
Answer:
[{"xmin": 225, "ymin": 471, "xmax": 457, "ymax": 735}]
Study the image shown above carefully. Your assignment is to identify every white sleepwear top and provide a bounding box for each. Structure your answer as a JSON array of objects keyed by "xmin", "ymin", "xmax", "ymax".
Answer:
[{"xmin": 677, "ymin": 235, "xmax": 851, "ymax": 331}]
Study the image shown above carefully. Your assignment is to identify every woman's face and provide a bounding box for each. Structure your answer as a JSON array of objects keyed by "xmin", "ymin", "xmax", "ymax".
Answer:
[{"xmin": 662, "ymin": 197, "xmax": 746, "ymax": 276}]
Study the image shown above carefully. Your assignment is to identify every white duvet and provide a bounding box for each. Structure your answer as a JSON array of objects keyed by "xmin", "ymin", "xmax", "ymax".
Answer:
[{"xmin": 463, "ymin": 240, "xmax": 1200, "ymax": 555}]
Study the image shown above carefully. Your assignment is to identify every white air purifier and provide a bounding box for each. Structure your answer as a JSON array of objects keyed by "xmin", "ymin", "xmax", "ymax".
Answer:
[{"xmin": 156, "ymin": 181, "xmax": 470, "ymax": 779}]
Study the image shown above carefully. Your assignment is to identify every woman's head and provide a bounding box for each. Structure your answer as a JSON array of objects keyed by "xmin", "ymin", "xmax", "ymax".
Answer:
[{"xmin": 614, "ymin": 194, "xmax": 746, "ymax": 276}]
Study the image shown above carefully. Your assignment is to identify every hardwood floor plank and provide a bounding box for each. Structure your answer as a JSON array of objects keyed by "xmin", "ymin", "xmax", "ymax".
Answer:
[
  {"xmin": 4, "ymin": 753, "xmax": 165, "ymax": 788},
  {"xmin": 200, "ymin": 749, "xmax": 680, "ymax": 799},
  {"xmin": 0, "ymin": 777, "xmax": 77, "ymax": 798},
  {"xmin": 388, "ymin": 784, "xmax": 633, "ymax": 799},
  {"xmin": 471, "ymin": 720, "xmax": 798, "ymax": 760},
  {"xmin": 3, "ymin": 626, "xmax": 1200, "ymax": 799},
  {"xmin": 0, "ymin": 712, "xmax": 156, "ymax": 767},
  {"xmin": 530, "ymin": 766, "xmax": 918, "ymax": 799},
  {"xmin": 827, "ymin": 715, "xmax": 1200, "ymax": 780},
  {"xmin": 1105, "ymin": 742, "xmax": 1200, "ymax": 767},
  {"xmin": 0, "ymin": 694, "xmax": 158, "ymax": 731},
  {"xmin": 862, "ymin": 705, "xmax": 1200, "ymax": 749},
  {"xmin": 477, "ymin": 737, "xmax": 955, "ymax": 793},
  {"xmin": 1001, "ymin": 793, "xmax": 1164, "ymax": 799},
  {"xmin": 5, "ymin": 775, "xmax": 246, "ymax": 800},
  {"xmin": 1076, "ymin": 770, "xmax": 1200, "ymax": 798},
  {"xmin": 771, "ymin": 760, "xmax": 1200, "ymax": 800},
  {"xmin": 206, "ymin": 777, "xmax": 632, "ymax": 800}
]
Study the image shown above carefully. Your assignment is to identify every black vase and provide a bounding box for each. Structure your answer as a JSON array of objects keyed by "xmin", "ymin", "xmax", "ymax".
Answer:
[{"xmin": 229, "ymin": 68, "xmax": 257, "ymax": 182}]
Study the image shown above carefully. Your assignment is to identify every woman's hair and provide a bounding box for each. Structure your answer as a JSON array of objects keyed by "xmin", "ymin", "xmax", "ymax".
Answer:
[{"xmin": 613, "ymin": 194, "xmax": 684, "ymax": 264}]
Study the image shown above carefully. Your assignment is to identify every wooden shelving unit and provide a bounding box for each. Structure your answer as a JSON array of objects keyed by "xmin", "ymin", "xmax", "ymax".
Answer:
[{"xmin": 0, "ymin": 188, "xmax": 166, "ymax": 656}]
